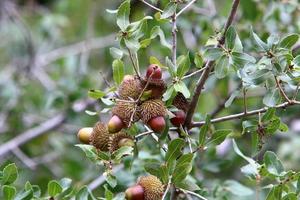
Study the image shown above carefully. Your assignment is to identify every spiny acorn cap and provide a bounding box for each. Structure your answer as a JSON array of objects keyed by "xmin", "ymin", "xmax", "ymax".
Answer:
[
  {"xmin": 172, "ymin": 92, "xmax": 190, "ymax": 112},
  {"xmin": 140, "ymin": 99, "xmax": 166, "ymax": 123},
  {"xmin": 141, "ymin": 78, "xmax": 166, "ymax": 99},
  {"xmin": 137, "ymin": 175, "xmax": 164, "ymax": 200},
  {"xmin": 118, "ymin": 75, "xmax": 143, "ymax": 100},
  {"xmin": 109, "ymin": 131, "xmax": 134, "ymax": 152},
  {"xmin": 90, "ymin": 122, "xmax": 110, "ymax": 151},
  {"xmin": 112, "ymin": 101, "xmax": 140, "ymax": 127}
]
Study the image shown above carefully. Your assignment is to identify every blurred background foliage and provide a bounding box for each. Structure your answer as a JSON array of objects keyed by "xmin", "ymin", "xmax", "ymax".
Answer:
[{"xmin": 1, "ymin": 0, "xmax": 300, "ymax": 199}]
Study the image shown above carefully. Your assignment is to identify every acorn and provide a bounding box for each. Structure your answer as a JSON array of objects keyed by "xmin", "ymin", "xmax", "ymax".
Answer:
[
  {"xmin": 125, "ymin": 175, "xmax": 164, "ymax": 200},
  {"xmin": 109, "ymin": 132, "xmax": 135, "ymax": 152},
  {"xmin": 170, "ymin": 110, "xmax": 186, "ymax": 127},
  {"xmin": 146, "ymin": 64, "xmax": 162, "ymax": 79},
  {"xmin": 108, "ymin": 101, "xmax": 140, "ymax": 133},
  {"xmin": 118, "ymin": 75, "xmax": 143, "ymax": 100},
  {"xmin": 90, "ymin": 122, "xmax": 110, "ymax": 151},
  {"xmin": 77, "ymin": 127, "xmax": 93, "ymax": 144},
  {"xmin": 140, "ymin": 99, "xmax": 166, "ymax": 132},
  {"xmin": 172, "ymin": 92, "xmax": 189, "ymax": 112}
]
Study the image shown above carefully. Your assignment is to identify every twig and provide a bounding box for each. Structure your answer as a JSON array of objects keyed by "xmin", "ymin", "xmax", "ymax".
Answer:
[
  {"xmin": 135, "ymin": 130, "xmax": 153, "ymax": 139},
  {"xmin": 293, "ymin": 84, "xmax": 300, "ymax": 100},
  {"xmin": 176, "ymin": 0, "xmax": 197, "ymax": 18},
  {"xmin": 140, "ymin": 0, "xmax": 163, "ymax": 12},
  {"xmin": 171, "ymin": 14, "xmax": 177, "ymax": 66},
  {"xmin": 179, "ymin": 188, "xmax": 208, "ymax": 200},
  {"xmin": 144, "ymin": 126, "xmax": 168, "ymax": 152},
  {"xmin": 184, "ymin": 0, "xmax": 240, "ymax": 128},
  {"xmin": 12, "ymin": 148, "xmax": 37, "ymax": 170},
  {"xmin": 126, "ymin": 47, "xmax": 141, "ymax": 78},
  {"xmin": 37, "ymin": 34, "xmax": 116, "ymax": 67},
  {"xmin": 243, "ymin": 87, "xmax": 247, "ymax": 114},
  {"xmin": 275, "ymin": 76, "xmax": 291, "ymax": 103},
  {"xmin": 162, "ymin": 178, "xmax": 172, "ymax": 200},
  {"xmin": 0, "ymin": 114, "xmax": 66, "ymax": 158},
  {"xmin": 192, "ymin": 100, "xmax": 300, "ymax": 127},
  {"xmin": 182, "ymin": 67, "xmax": 207, "ymax": 80}
]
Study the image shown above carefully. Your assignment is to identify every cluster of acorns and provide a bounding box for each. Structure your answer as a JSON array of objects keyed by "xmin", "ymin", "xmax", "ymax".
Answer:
[{"xmin": 77, "ymin": 64, "xmax": 189, "ymax": 200}]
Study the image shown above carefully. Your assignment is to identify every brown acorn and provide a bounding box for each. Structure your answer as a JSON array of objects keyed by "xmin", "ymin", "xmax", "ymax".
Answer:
[
  {"xmin": 118, "ymin": 75, "xmax": 143, "ymax": 100},
  {"xmin": 109, "ymin": 131, "xmax": 134, "ymax": 152},
  {"xmin": 77, "ymin": 127, "xmax": 93, "ymax": 144},
  {"xmin": 90, "ymin": 122, "xmax": 110, "ymax": 151},
  {"xmin": 108, "ymin": 101, "xmax": 140, "ymax": 133},
  {"xmin": 140, "ymin": 99, "xmax": 166, "ymax": 132},
  {"xmin": 125, "ymin": 175, "xmax": 164, "ymax": 200},
  {"xmin": 172, "ymin": 92, "xmax": 189, "ymax": 112}
]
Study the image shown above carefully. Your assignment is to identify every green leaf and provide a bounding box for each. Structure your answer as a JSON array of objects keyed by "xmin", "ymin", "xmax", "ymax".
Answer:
[
  {"xmin": 165, "ymin": 138, "xmax": 185, "ymax": 167},
  {"xmin": 175, "ymin": 179, "xmax": 201, "ymax": 191},
  {"xmin": 75, "ymin": 144, "xmax": 98, "ymax": 161},
  {"xmin": 225, "ymin": 26, "xmax": 236, "ymax": 50},
  {"xmin": 263, "ymin": 151, "xmax": 284, "ymax": 176},
  {"xmin": 150, "ymin": 26, "xmax": 172, "ymax": 49},
  {"xmin": 104, "ymin": 184, "xmax": 113, "ymax": 200},
  {"xmin": 176, "ymin": 53, "xmax": 190, "ymax": 78},
  {"xmin": 144, "ymin": 162, "xmax": 161, "ymax": 177},
  {"xmin": 149, "ymin": 56, "xmax": 163, "ymax": 67},
  {"xmin": 2, "ymin": 163, "xmax": 18, "ymax": 185},
  {"xmin": 104, "ymin": 173, "xmax": 117, "ymax": 188},
  {"xmin": 174, "ymin": 81, "xmax": 190, "ymax": 98},
  {"xmin": 282, "ymin": 193, "xmax": 297, "ymax": 200},
  {"xmin": 215, "ymin": 55, "xmax": 229, "ymax": 79},
  {"xmin": 293, "ymin": 55, "xmax": 300, "ymax": 67},
  {"xmin": 194, "ymin": 53, "xmax": 204, "ymax": 68},
  {"xmin": 117, "ymin": 0, "xmax": 130, "ymax": 31},
  {"xmin": 225, "ymin": 90, "xmax": 240, "ymax": 108},
  {"xmin": 251, "ymin": 29, "xmax": 268, "ymax": 51},
  {"xmin": 88, "ymin": 89, "xmax": 105, "ymax": 99},
  {"xmin": 76, "ymin": 186, "xmax": 93, "ymax": 200},
  {"xmin": 279, "ymin": 34, "xmax": 299, "ymax": 49},
  {"xmin": 206, "ymin": 129, "xmax": 231, "ymax": 146},
  {"xmin": 110, "ymin": 47, "xmax": 124, "ymax": 59},
  {"xmin": 223, "ymin": 180, "xmax": 253, "ymax": 196},
  {"xmin": 48, "ymin": 180, "xmax": 62, "ymax": 197},
  {"xmin": 161, "ymin": 3, "xmax": 177, "ymax": 19},
  {"xmin": 203, "ymin": 47, "xmax": 223, "ymax": 61},
  {"xmin": 172, "ymin": 153, "xmax": 194, "ymax": 184},
  {"xmin": 263, "ymin": 88, "xmax": 280, "ymax": 107},
  {"xmin": 159, "ymin": 164, "xmax": 169, "ymax": 184},
  {"xmin": 163, "ymin": 85, "xmax": 175, "ymax": 101},
  {"xmin": 112, "ymin": 146, "xmax": 133, "ymax": 161},
  {"xmin": 199, "ymin": 115, "xmax": 211, "ymax": 147},
  {"xmin": 262, "ymin": 108, "xmax": 276, "ymax": 122},
  {"xmin": 231, "ymin": 52, "xmax": 256, "ymax": 68},
  {"xmin": 15, "ymin": 190, "xmax": 33, "ymax": 200},
  {"xmin": 112, "ymin": 59, "xmax": 124, "ymax": 85},
  {"xmin": 232, "ymin": 140, "xmax": 259, "ymax": 174},
  {"xmin": 2, "ymin": 185, "xmax": 16, "ymax": 200}
]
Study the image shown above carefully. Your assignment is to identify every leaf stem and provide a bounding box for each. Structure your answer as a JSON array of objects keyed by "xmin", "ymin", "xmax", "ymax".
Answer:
[
  {"xmin": 179, "ymin": 188, "xmax": 208, "ymax": 200},
  {"xmin": 140, "ymin": 0, "xmax": 163, "ymax": 12},
  {"xmin": 275, "ymin": 76, "xmax": 291, "ymax": 103},
  {"xmin": 176, "ymin": 0, "xmax": 197, "ymax": 18},
  {"xmin": 126, "ymin": 47, "xmax": 140, "ymax": 79}
]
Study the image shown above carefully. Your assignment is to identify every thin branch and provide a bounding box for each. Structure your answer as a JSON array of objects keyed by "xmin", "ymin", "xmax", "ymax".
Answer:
[
  {"xmin": 182, "ymin": 66, "xmax": 207, "ymax": 80},
  {"xmin": 12, "ymin": 148, "xmax": 37, "ymax": 170},
  {"xmin": 243, "ymin": 87, "xmax": 247, "ymax": 114},
  {"xmin": 126, "ymin": 47, "xmax": 141, "ymax": 78},
  {"xmin": 192, "ymin": 100, "xmax": 300, "ymax": 127},
  {"xmin": 171, "ymin": 14, "xmax": 177, "ymax": 66},
  {"xmin": 176, "ymin": 0, "xmax": 197, "ymax": 18},
  {"xmin": 179, "ymin": 188, "xmax": 208, "ymax": 200},
  {"xmin": 184, "ymin": 0, "xmax": 240, "ymax": 128},
  {"xmin": 275, "ymin": 76, "xmax": 291, "ymax": 103},
  {"xmin": 140, "ymin": 0, "xmax": 163, "ymax": 12},
  {"xmin": 162, "ymin": 178, "xmax": 172, "ymax": 200},
  {"xmin": 293, "ymin": 84, "xmax": 300, "ymax": 100}
]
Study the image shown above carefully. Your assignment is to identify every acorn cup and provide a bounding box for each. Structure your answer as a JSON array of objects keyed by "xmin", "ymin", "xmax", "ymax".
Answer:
[
  {"xmin": 172, "ymin": 92, "xmax": 189, "ymax": 112},
  {"xmin": 125, "ymin": 175, "xmax": 164, "ymax": 200},
  {"xmin": 118, "ymin": 75, "xmax": 143, "ymax": 100},
  {"xmin": 89, "ymin": 122, "xmax": 110, "ymax": 151},
  {"xmin": 108, "ymin": 101, "xmax": 140, "ymax": 133},
  {"xmin": 142, "ymin": 64, "xmax": 166, "ymax": 99},
  {"xmin": 140, "ymin": 99, "xmax": 167, "ymax": 133},
  {"xmin": 109, "ymin": 131, "xmax": 135, "ymax": 152}
]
